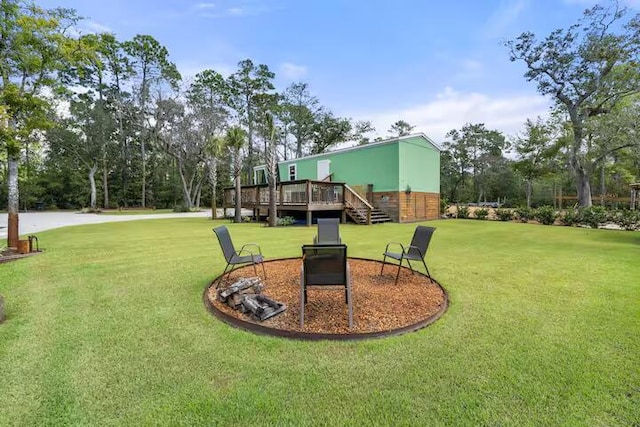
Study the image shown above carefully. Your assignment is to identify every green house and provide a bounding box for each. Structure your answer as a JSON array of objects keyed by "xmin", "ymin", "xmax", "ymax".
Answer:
[{"xmin": 252, "ymin": 133, "xmax": 441, "ymax": 223}]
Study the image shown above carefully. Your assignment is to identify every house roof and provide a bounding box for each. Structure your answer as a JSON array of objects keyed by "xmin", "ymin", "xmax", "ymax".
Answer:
[{"xmin": 276, "ymin": 132, "xmax": 441, "ymax": 165}]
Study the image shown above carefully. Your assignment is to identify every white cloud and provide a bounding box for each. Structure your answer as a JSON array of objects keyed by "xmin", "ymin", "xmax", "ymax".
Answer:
[
  {"xmin": 194, "ymin": 2, "xmax": 216, "ymax": 9},
  {"xmin": 227, "ymin": 7, "xmax": 246, "ymax": 15},
  {"xmin": 280, "ymin": 62, "xmax": 308, "ymax": 80},
  {"xmin": 356, "ymin": 86, "xmax": 551, "ymax": 143},
  {"xmin": 72, "ymin": 20, "xmax": 112, "ymax": 35},
  {"xmin": 483, "ymin": 0, "xmax": 530, "ymax": 39}
]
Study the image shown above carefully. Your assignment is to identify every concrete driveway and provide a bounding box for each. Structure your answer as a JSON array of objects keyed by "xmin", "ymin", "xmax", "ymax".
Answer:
[{"xmin": 0, "ymin": 210, "xmax": 213, "ymax": 239}]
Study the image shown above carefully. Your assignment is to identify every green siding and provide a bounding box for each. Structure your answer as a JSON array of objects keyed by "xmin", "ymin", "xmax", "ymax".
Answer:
[
  {"xmin": 278, "ymin": 135, "xmax": 440, "ymax": 193},
  {"xmin": 279, "ymin": 143, "xmax": 400, "ymax": 191},
  {"xmin": 399, "ymin": 136, "xmax": 440, "ymax": 193}
]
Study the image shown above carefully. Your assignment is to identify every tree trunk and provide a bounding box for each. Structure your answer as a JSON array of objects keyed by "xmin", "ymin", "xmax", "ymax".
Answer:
[
  {"xmin": 103, "ymin": 154, "xmax": 109, "ymax": 208},
  {"xmin": 234, "ymin": 174, "xmax": 242, "ymax": 223},
  {"xmin": 208, "ymin": 157, "xmax": 217, "ymax": 219},
  {"xmin": 575, "ymin": 166, "xmax": 592, "ymax": 207},
  {"xmin": 88, "ymin": 164, "xmax": 98, "ymax": 210},
  {"xmin": 568, "ymin": 112, "xmax": 592, "ymax": 207},
  {"xmin": 7, "ymin": 154, "xmax": 19, "ymax": 250},
  {"xmin": 526, "ymin": 180, "xmax": 532, "ymax": 208},
  {"xmin": 268, "ymin": 182, "xmax": 277, "ymax": 227},
  {"xmin": 141, "ymin": 138, "xmax": 146, "ymax": 208},
  {"xmin": 600, "ymin": 163, "xmax": 606, "ymax": 206},
  {"xmin": 234, "ymin": 150, "xmax": 243, "ymax": 223},
  {"xmin": 177, "ymin": 163, "xmax": 193, "ymax": 210}
]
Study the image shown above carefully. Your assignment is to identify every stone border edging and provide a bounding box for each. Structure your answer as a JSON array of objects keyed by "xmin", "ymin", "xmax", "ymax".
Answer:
[
  {"xmin": 203, "ymin": 257, "xmax": 449, "ymax": 341},
  {"xmin": 0, "ymin": 250, "xmax": 44, "ymax": 264}
]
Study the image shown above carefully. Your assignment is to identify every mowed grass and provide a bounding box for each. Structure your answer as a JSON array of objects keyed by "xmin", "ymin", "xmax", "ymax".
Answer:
[{"xmin": 0, "ymin": 219, "xmax": 639, "ymax": 426}]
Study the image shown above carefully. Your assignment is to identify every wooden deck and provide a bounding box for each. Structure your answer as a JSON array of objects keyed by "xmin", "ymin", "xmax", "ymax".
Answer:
[
  {"xmin": 223, "ymin": 180, "xmax": 347, "ymax": 223},
  {"xmin": 223, "ymin": 180, "xmax": 384, "ymax": 224}
]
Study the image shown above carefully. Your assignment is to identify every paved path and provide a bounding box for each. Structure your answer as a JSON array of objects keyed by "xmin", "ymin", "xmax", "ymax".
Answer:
[{"xmin": 0, "ymin": 210, "xmax": 213, "ymax": 239}]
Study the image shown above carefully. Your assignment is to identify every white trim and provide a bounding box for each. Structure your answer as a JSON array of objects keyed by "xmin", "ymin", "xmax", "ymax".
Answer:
[{"xmin": 253, "ymin": 165, "xmax": 267, "ymax": 184}]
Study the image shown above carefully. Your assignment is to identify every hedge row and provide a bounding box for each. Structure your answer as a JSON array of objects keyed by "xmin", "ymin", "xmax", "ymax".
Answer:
[{"xmin": 454, "ymin": 205, "xmax": 640, "ymax": 231}]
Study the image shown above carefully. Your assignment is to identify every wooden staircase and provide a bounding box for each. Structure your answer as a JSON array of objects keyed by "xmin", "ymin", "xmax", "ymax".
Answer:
[{"xmin": 344, "ymin": 185, "xmax": 393, "ymax": 224}]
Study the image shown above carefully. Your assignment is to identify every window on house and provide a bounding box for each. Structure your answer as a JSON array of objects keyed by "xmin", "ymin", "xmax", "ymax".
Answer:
[
  {"xmin": 288, "ymin": 164, "xmax": 297, "ymax": 181},
  {"xmin": 253, "ymin": 167, "xmax": 267, "ymax": 184}
]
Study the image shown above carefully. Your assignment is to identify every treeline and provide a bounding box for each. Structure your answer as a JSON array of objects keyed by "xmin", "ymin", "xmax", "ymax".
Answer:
[
  {"xmin": 1, "ymin": 0, "xmax": 639, "ymax": 218},
  {"xmin": 0, "ymin": 1, "xmax": 383, "ymax": 213}
]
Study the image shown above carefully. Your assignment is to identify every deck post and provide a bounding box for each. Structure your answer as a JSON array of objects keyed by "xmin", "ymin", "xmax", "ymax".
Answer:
[
  {"xmin": 306, "ymin": 210, "xmax": 312, "ymax": 227},
  {"xmin": 632, "ymin": 188, "xmax": 636, "ymax": 210}
]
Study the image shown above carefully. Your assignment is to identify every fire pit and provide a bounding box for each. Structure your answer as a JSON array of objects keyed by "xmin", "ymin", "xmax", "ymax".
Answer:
[{"xmin": 204, "ymin": 257, "xmax": 448, "ymax": 340}]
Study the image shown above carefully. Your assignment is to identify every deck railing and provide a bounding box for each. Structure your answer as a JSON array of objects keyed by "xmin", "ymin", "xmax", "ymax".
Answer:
[
  {"xmin": 344, "ymin": 184, "xmax": 373, "ymax": 224},
  {"xmin": 223, "ymin": 180, "xmax": 344, "ymax": 207}
]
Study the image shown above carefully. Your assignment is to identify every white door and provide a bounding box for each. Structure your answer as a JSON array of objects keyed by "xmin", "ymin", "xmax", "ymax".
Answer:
[{"xmin": 317, "ymin": 160, "xmax": 331, "ymax": 180}]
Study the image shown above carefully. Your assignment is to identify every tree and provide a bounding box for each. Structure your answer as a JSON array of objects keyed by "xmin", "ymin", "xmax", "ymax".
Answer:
[
  {"xmin": 444, "ymin": 123, "xmax": 507, "ymax": 203},
  {"xmin": 0, "ymin": 1, "xmax": 85, "ymax": 249},
  {"xmin": 189, "ymin": 69, "xmax": 230, "ymax": 217},
  {"xmin": 225, "ymin": 59, "xmax": 275, "ymax": 182},
  {"xmin": 506, "ymin": 2, "xmax": 640, "ymax": 206},
  {"xmin": 225, "ymin": 126, "xmax": 246, "ymax": 223},
  {"xmin": 262, "ymin": 112, "xmax": 279, "ymax": 227},
  {"xmin": 513, "ymin": 117, "xmax": 558, "ymax": 207},
  {"xmin": 309, "ymin": 110, "xmax": 352, "ymax": 155},
  {"xmin": 281, "ymin": 82, "xmax": 320, "ymax": 157},
  {"xmin": 352, "ymin": 120, "xmax": 376, "ymax": 145},
  {"xmin": 388, "ymin": 120, "xmax": 415, "ymax": 137},
  {"xmin": 205, "ymin": 136, "xmax": 225, "ymax": 219},
  {"xmin": 123, "ymin": 34, "xmax": 180, "ymax": 208}
]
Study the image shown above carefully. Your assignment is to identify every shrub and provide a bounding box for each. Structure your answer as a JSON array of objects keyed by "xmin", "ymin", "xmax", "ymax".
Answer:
[
  {"xmin": 514, "ymin": 206, "xmax": 534, "ymax": 223},
  {"xmin": 474, "ymin": 208, "xmax": 489, "ymax": 220},
  {"xmin": 440, "ymin": 198, "xmax": 449, "ymax": 215},
  {"xmin": 277, "ymin": 216, "xmax": 296, "ymax": 226},
  {"xmin": 173, "ymin": 204, "xmax": 191, "ymax": 213},
  {"xmin": 494, "ymin": 208, "xmax": 514, "ymax": 221},
  {"xmin": 579, "ymin": 206, "xmax": 608, "ymax": 229},
  {"xmin": 610, "ymin": 209, "xmax": 640, "ymax": 231},
  {"xmin": 534, "ymin": 205, "xmax": 557, "ymax": 225},
  {"xmin": 80, "ymin": 207, "xmax": 102, "ymax": 214},
  {"xmin": 456, "ymin": 205, "xmax": 470, "ymax": 219},
  {"xmin": 559, "ymin": 209, "xmax": 580, "ymax": 226}
]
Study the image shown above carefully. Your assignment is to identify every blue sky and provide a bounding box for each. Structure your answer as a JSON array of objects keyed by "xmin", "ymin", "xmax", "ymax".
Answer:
[{"xmin": 39, "ymin": 0, "xmax": 640, "ymax": 142}]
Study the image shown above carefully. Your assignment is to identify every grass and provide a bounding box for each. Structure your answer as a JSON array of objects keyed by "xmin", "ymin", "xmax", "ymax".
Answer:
[{"xmin": 0, "ymin": 219, "xmax": 639, "ymax": 426}]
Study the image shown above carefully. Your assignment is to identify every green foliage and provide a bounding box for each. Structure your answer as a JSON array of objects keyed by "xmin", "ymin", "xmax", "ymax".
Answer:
[
  {"xmin": 579, "ymin": 206, "xmax": 608, "ymax": 229},
  {"xmin": 172, "ymin": 204, "xmax": 191, "ymax": 213},
  {"xmin": 534, "ymin": 205, "xmax": 557, "ymax": 225},
  {"xmin": 456, "ymin": 205, "xmax": 470, "ymax": 219},
  {"xmin": 440, "ymin": 198, "xmax": 450, "ymax": 215},
  {"xmin": 474, "ymin": 208, "xmax": 489, "ymax": 220},
  {"xmin": 559, "ymin": 209, "xmax": 580, "ymax": 226},
  {"xmin": 276, "ymin": 216, "xmax": 296, "ymax": 226},
  {"xmin": 515, "ymin": 206, "xmax": 534, "ymax": 222},
  {"xmin": 494, "ymin": 208, "xmax": 514, "ymax": 221},
  {"xmin": 610, "ymin": 209, "xmax": 640, "ymax": 231}
]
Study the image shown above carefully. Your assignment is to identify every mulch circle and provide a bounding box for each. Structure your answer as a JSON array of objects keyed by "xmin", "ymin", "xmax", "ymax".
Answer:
[{"xmin": 204, "ymin": 257, "xmax": 448, "ymax": 340}]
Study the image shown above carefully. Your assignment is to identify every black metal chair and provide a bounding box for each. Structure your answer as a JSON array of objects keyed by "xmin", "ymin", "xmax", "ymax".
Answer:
[
  {"xmin": 380, "ymin": 225, "xmax": 435, "ymax": 285},
  {"xmin": 213, "ymin": 226, "xmax": 266, "ymax": 288},
  {"xmin": 300, "ymin": 244, "xmax": 352, "ymax": 328},
  {"xmin": 313, "ymin": 218, "xmax": 341, "ymax": 245}
]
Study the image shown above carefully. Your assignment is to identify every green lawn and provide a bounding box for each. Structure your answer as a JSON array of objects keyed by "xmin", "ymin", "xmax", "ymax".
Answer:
[{"xmin": 1, "ymin": 219, "xmax": 639, "ymax": 426}]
